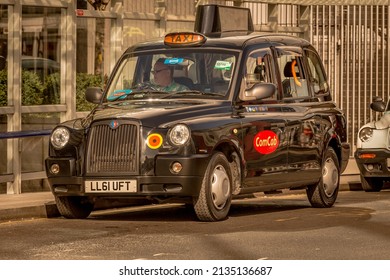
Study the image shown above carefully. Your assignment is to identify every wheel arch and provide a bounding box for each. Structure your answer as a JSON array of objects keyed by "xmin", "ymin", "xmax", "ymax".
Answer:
[
  {"xmin": 327, "ymin": 137, "xmax": 342, "ymax": 169},
  {"xmin": 212, "ymin": 141, "xmax": 243, "ymax": 195}
]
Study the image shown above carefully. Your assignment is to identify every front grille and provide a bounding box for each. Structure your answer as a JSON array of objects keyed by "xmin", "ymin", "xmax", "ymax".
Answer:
[{"xmin": 86, "ymin": 121, "xmax": 139, "ymax": 174}]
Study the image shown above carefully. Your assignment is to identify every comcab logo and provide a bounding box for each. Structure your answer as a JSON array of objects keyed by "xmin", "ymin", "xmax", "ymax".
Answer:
[{"xmin": 253, "ymin": 130, "xmax": 279, "ymax": 154}]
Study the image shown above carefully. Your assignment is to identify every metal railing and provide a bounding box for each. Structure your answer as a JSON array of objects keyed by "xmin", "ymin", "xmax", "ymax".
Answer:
[{"xmin": 0, "ymin": 130, "xmax": 51, "ymax": 194}]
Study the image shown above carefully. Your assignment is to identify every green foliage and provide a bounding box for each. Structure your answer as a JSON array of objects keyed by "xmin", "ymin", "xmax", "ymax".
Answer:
[
  {"xmin": 0, "ymin": 69, "xmax": 6, "ymax": 106},
  {"xmin": 42, "ymin": 72, "xmax": 103, "ymax": 111},
  {"xmin": 0, "ymin": 70, "xmax": 44, "ymax": 106},
  {"xmin": 43, "ymin": 72, "xmax": 60, "ymax": 104},
  {"xmin": 76, "ymin": 73, "xmax": 103, "ymax": 112},
  {"xmin": 22, "ymin": 70, "xmax": 44, "ymax": 105},
  {"xmin": 0, "ymin": 70, "xmax": 103, "ymax": 112}
]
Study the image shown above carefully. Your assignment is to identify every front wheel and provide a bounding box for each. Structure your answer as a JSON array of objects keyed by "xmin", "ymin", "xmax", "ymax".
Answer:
[
  {"xmin": 55, "ymin": 195, "xmax": 94, "ymax": 219},
  {"xmin": 360, "ymin": 175, "xmax": 383, "ymax": 192},
  {"xmin": 193, "ymin": 152, "xmax": 232, "ymax": 221},
  {"xmin": 306, "ymin": 147, "xmax": 340, "ymax": 208}
]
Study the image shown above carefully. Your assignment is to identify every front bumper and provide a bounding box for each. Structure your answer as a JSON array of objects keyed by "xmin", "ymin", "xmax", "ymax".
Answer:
[
  {"xmin": 46, "ymin": 175, "xmax": 204, "ymax": 197},
  {"xmin": 354, "ymin": 148, "xmax": 390, "ymax": 178},
  {"xmin": 45, "ymin": 154, "xmax": 210, "ymax": 197}
]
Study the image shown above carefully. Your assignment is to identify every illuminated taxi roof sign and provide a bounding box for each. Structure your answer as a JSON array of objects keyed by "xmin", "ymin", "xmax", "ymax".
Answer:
[{"xmin": 164, "ymin": 32, "xmax": 206, "ymax": 47}]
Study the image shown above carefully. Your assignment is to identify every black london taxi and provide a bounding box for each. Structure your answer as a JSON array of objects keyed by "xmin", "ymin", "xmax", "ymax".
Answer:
[
  {"xmin": 355, "ymin": 97, "xmax": 390, "ymax": 191},
  {"xmin": 45, "ymin": 4, "xmax": 350, "ymax": 221}
]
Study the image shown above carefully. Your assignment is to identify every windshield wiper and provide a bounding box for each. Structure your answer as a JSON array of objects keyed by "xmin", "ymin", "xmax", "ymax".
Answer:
[
  {"xmin": 160, "ymin": 90, "xmax": 225, "ymax": 99},
  {"xmin": 106, "ymin": 89, "xmax": 225, "ymax": 103}
]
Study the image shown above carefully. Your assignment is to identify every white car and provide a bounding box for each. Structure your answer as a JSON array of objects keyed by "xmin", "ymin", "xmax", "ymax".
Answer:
[{"xmin": 355, "ymin": 97, "xmax": 390, "ymax": 191}]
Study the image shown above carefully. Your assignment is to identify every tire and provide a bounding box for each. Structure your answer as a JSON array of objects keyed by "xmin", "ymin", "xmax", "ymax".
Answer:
[
  {"xmin": 360, "ymin": 175, "xmax": 383, "ymax": 192},
  {"xmin": 306, "ymin": 147, "xmax": 340, "ymax": 208},
  {"xmin": 193, "ymin": 152, "xmax": 232, "ymax": 221},
  {"xmin": 55, "ymin": 195, "xmax": 94, "ymax": 219}
]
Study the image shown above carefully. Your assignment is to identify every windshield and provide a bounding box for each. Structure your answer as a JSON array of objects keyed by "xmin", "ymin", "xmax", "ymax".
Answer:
[{"xmin": 105, "ymin": 50, "xmax": 236, "ymax": 102}]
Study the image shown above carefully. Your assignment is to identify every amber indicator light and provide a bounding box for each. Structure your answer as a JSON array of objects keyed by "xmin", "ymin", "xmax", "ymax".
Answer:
[
  {"xmin": 146, "ymin": 133, "xmax": 163, "ymax": 149},
  {"xmin": 164, "ymin": 32, "xmax": 206, "ymax": 47},
  {"xmin": 358, "ymin": 153, "xmax": 376, "ymax": 159}
]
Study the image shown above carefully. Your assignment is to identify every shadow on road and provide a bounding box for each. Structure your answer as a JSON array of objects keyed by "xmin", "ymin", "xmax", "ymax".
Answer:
[{"xmin": 83, "ymin": 192, "xmax": 377, "ymax": 235}]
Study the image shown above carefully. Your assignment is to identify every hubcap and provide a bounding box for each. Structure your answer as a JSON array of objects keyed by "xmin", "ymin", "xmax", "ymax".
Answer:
[
  {"xmin": 211, "ymin": 164, "xmax": 230, "ymax": 210},
  {"xmin": 322, "ymin": 157, "xmax": 338, "ymax": 197}
]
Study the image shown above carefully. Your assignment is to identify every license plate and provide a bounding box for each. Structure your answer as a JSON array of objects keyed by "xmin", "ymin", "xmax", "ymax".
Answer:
[{"xmin": 85, "ymin": 180, "xmax": 137, "ymax": 193}]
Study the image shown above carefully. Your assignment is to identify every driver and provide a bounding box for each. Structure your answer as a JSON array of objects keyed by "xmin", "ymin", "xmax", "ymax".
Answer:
[{"xmin": 150, "ymin": 58, "xmax": 189, "ymax": 92}]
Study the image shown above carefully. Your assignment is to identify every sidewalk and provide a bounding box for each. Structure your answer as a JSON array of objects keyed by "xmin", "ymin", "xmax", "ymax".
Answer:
[{"xmin": 0, "ymin": 192, "xmax": 59, "ymax": 222}]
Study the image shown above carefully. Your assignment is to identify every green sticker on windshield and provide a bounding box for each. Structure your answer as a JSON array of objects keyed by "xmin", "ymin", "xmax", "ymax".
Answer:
[{"xmin": 214, "ymin": 60, "xmax": 232, "ymax": 70}]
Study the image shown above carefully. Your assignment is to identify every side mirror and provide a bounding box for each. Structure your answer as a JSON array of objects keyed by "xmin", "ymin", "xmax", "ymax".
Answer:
[
  {"xmin": 85, "ymin": 87, "xmax": 103, "ymax": 104},
  {"xmin": 240, "ymin": 83, "xmax": 276, "ymax": 101},
  {"xmin": 370, "ymin": 96, "xmax": 386, "ymax": 112}
]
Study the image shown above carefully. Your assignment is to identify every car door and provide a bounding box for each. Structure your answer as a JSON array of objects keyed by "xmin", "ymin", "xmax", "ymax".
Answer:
[
  {"xmin": 274, "ymin": 47, "xmax": 325, "ymax": 184},
  {"xmin": 239, "ymin": 48, "xmax": 289, "ymax": 189}
]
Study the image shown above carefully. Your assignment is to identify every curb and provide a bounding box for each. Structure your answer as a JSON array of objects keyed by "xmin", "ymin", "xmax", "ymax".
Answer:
[{"xmin": 0, "ymin": 201, "xmax": 60, "ymax": 222}]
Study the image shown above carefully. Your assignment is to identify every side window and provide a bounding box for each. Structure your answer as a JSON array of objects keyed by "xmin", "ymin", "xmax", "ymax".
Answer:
[
  {"xmin": 242, "ymin": 49, "xmax": 277, "ymax": 102},
  {"xmin": 304, "ymin": 49, "xmax": 329, "ymax": 95},
  {"xmin": 277, "ymin": 54, "xmax": 309, "ymax": 99},
  {"xmin": 244, "ymin": 50, "xmax": 275, "ymax": 99}
]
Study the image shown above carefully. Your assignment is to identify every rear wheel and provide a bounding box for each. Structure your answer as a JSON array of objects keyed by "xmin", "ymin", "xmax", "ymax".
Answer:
[
  {"xmin": 193, "ymin": 152, "xmax": 232, "ymax": 221},
  {"xmin": 360, "ymin": 175, "xmax": 383, "ymax": 192},
  {"xmin": 55, "ymin": 195, "xmax": 94, "ymax": 219},
  {"xmin": 306, "ymin": 147, "xmax": 340, "ymax": 208}
]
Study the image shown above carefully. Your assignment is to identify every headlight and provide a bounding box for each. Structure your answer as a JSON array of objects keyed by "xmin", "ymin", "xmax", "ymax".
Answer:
[
  {"xmin": 50, "ymin": 127, "xmax": 70, "ymax": 149},
  {"xmin": 168, "ymin": 124, "xmax": 190, "ymax": 146},
  {"xmin": 359, "ymin": 127, "xmax": 373, "ymax": 142}
]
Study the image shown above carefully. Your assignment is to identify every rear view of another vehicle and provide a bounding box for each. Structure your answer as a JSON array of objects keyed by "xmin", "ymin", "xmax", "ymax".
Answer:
[{"xmin": 355, "ymin": 97, "xmax": 390, "ymax": 191}]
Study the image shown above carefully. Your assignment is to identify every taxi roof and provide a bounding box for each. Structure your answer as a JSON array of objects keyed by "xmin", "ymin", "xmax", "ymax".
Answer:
[{"xmin": 125, "ymin": 32, "xmax": 311, "ymax": 54}]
